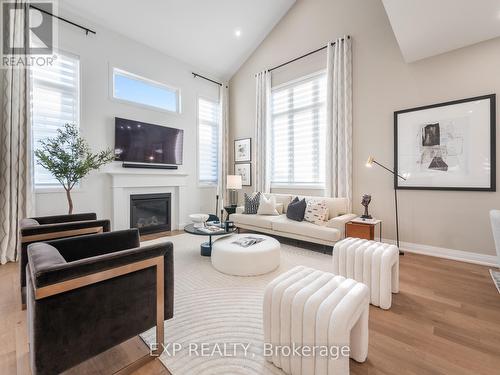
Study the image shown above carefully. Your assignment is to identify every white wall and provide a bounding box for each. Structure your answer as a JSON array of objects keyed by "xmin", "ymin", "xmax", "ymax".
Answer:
[
  {"xmin": 35, "ymin": 9, "xmax": 222, "ymax": 225},
  {"xmin": 229, "ymin": 0, "xmax": 500, "ymax": 257}
]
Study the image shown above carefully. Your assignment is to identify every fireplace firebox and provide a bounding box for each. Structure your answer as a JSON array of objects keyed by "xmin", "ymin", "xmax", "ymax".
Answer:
[{"xmin": 130, "ymin": 193, "xmax": 171, "ymax": 234}]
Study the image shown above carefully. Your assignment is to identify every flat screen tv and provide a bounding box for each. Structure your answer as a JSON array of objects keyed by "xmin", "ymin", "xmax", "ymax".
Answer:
[{"xmin": 114, "ymin": 117, "xmax": 183, "ymax": 165}]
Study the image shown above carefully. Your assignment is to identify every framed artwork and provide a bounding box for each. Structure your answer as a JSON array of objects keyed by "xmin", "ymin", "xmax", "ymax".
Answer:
[
  {"xmin": 394, "ymin": 94, "xmax": 496, "ymax": 191},
  {"xmin": 234, "ymin": 138, "xmax": 251, "ymax": 162},
  {"xmin": 235, "ymin": 163, "xmax": 251, "ymax": 186}
]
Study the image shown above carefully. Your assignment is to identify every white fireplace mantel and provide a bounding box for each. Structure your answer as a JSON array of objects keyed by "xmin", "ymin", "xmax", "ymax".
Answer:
[{"xmin": 106, "ymin": 169, "xmax": 188, "ymax": 231}]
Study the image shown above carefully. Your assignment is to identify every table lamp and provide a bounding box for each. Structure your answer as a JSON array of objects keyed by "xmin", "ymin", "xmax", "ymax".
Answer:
[{"xmin": 227, "ymin": 175, "xmax": 242, "ymax": 206}]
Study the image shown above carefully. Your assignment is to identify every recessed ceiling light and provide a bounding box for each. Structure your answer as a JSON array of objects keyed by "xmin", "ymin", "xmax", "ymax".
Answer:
[{"xmin": 234, "ymin": 29, "xmax": 242, "ymax": 38}]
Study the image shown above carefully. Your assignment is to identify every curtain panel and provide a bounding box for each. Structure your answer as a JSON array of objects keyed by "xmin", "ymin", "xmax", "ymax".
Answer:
[
  {"xmin": 0, "ymin": 0, "xmax": 33, "ymax": 264},
  {"xmin": 254, "ymin": 71, "xmax": 271, "ymax": 193},
  {"xmin": 326, "ymin": 36, "xmax": 353, "ymax": 211},
  {"xmin": 218, "ymin": 84, "xmax": 229, "ymax": 210}
]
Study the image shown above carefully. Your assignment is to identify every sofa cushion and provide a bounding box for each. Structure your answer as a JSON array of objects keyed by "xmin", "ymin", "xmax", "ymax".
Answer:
[
  {"xmin": 264, "ymin": 194, "xmax": 293, "ymax": 213},
  {"xmin": 272, "ymin": 216, "xmax": 341, "ymax": 242},
  {"xmin": 257, "ymin": 195, "xmax": 279, "ymax": 216},
  {"xmin": 304, "ymin": 200, "xmax": 329, "ymax": 225},
  {"xmin": 229, "ymin": 213, "xmax": 279, "ymax": 229},
  {"xmin": 286, "ymin": 197, "xmax": 307, "ymax": 222},
  {"xmin": 299, "ymin": 196, "xmax": 348, "ymax": 219},
  {"xmin": 244, "ymin": 192, "xmax": 261, "ymax": 214}
]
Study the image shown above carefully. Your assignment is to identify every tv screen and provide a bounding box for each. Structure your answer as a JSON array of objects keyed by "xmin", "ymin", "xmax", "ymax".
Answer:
[{"xmin": 114, "ymin": 117, "xmax": 183, "ymax": 165}]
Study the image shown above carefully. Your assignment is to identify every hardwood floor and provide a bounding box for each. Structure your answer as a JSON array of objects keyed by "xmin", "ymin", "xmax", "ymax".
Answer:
[
  {"xmin": 1, "ymin": 236, "xmax": 499, "ymax": 374},
  {"xmin": 140, "ymin": 230, "xmax": 184, "ymax": 242}
]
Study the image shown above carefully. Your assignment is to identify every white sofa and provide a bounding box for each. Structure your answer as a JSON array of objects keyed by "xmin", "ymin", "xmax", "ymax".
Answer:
[{"xmin": 229, "ymin": 193, "xmax": 356, "ymax": 246}]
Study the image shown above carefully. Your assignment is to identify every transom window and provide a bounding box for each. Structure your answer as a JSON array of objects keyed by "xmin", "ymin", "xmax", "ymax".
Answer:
[
  {"xmin": 31, "ymin": 52, "xmax": 80, "ymax": 188},
  {"xmin": 270, "ymin": 71, "xmax": 327, "ymax": 187},
  {"xmin": 198, "ymin": 98, "xmax": 220, "ymax": 185},
  {"xmin": 112, "ymin": 68, "xmax": 180, "ymax": 113}
]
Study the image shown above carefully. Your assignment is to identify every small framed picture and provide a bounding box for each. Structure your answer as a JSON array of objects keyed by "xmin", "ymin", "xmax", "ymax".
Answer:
[
  {"xmin": 235, "ymin": 163, "xmax": 251, "ymax": 186},
  {"xmin": 234, "ymin": 138, "xmax": 251, "ymax": 162}
]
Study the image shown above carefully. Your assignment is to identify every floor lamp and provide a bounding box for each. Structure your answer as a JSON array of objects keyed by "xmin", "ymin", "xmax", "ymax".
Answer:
[{"xmin": 366, "ymin": 156, "xmax": 406, "ymax": 255}]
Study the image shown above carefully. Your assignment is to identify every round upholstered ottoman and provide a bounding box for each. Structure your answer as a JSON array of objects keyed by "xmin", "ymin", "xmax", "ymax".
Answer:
[{"xmin": 211, "ymin": 234, "xmax": 280, "ymax": 276}]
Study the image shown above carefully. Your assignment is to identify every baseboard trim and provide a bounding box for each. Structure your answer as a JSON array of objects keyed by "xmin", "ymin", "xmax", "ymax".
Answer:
[{"xmin": 382, "ymin": 238, "xmax": 498, "ymax": 267}]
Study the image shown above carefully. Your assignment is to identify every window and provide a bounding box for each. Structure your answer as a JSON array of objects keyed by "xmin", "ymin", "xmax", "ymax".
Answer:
[
  {"xmin": 31, "ymin": 52, "xmax": 80, "ymax": 188},
  {"xmin": 270, "ymin": 71, "xmax": 327, "ymax": 187},
  {"xmin": 198, "ymin": 98, "xmax": 220, "ymax": 185},
  {"xmin": 112, "ymin": 68, "xmax": 180, "ymax": 113}
]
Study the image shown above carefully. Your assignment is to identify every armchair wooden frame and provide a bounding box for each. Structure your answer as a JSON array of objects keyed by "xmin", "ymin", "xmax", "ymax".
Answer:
[
  {"xmin": 21, "ymin": 226, "xmax": 104, "ymax": 244},
  {"xmin": 32, "ymin": 255, "xmax": 165, "ymax": 374}
]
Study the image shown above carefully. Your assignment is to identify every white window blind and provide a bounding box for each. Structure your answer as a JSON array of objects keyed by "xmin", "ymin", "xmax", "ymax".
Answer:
[
  {"xmin": 31, "ymin": 52, "xmax": 80, "ymax": 188},
  {"xmin": 270, "ymin": 71, "xmax": 327, "ymax": 187},
  {"xmin": 198, "ymin": 98, "xmax": 220, "ymax": 185}
]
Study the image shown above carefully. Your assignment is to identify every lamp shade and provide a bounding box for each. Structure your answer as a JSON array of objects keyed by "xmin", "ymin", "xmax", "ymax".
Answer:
[
  {"xmin": 227, "ymin": 175, "xmax": 242, "ymax": 189},
  {"xmin": 366, "ymin": 156, "xmax": 374, "ymax": 167}
]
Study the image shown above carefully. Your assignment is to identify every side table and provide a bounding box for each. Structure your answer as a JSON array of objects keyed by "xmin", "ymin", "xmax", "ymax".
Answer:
[{"xmin": 345, "ymin": 218, "xmax": 382, "ymax": 241}]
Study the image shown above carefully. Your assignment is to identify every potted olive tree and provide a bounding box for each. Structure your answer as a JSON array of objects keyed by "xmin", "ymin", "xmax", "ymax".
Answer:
[{"xmin": 35, "ymin": 123, "xmax": 114, "ymax": 214}]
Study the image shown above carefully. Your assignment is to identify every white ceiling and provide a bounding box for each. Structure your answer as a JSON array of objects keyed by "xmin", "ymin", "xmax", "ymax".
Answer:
[
  {"xmin": 382, "ymin": 0, "xmax": 500, "ymax": 62},
  {"xmin": 59, "ymin": 0, "xmax": 295, "ymax": 80}
]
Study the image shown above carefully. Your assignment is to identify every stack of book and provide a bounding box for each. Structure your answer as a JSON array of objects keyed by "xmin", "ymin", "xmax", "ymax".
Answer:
[{"xmin": 198, "ymin": 225, "xmax": 225, "ymax": 234}]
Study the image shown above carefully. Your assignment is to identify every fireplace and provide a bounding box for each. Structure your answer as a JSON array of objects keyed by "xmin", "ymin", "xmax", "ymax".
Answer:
[{"xmin": 130, "ymin": 193, "xmax": 171, "ymax": 234}]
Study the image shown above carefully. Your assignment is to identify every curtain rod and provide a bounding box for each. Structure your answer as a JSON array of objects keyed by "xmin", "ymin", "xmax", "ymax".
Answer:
[
  {"xmin": 29, "ymin": 5, "xmax": 96, "ymax": 35},
  {"xmin": 192, "ymin": 72, "xmax": 223, "ymax": 87},
  {"xmin": 260, "ymin": 35, "xmax": 350, "ymax": 75}
]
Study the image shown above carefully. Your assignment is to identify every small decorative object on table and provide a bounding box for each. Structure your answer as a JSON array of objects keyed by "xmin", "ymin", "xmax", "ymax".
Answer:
[
  {"xmin": 189, "ymin": 213, "xmax": 209, "ymax": 228},
  {"xmin": 224, "ymin": 220, "xmax": 234, "ymax": 231},
  {"xmin": 360, "ymin": 194, "xmax": 372, "ymax": 219},
  {"xmin": 198, "ymin": 225, "xmax": 225, "ymax": 234}
]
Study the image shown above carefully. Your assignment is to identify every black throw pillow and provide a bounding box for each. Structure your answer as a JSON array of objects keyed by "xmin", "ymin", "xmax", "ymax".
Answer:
[
  {"xmin": 286, "ymin": 197, "xmax": 307, "ymax": 221},
  {"xmin": 243, "ymin": 192, "xmax": 261, "ymax": 214}
]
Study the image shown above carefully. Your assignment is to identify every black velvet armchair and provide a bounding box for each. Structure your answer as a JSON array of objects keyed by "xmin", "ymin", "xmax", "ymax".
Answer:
[
  {"xmin": 26, "ymin": 229, "xmax": 174, "ymax": 375},
  {"xmin": 19, "ymin": 212, "xmax": 111, "ymax": 307}
]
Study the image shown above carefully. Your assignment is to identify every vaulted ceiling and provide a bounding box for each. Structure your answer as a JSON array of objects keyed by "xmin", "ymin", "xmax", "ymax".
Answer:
[
  {"xmin": 60, "ymin": 0, "xmax": 295, "ymax": 81},
  {"xmin": 382, "ymin": 0, "xmax": 500, "ymax": 62}
]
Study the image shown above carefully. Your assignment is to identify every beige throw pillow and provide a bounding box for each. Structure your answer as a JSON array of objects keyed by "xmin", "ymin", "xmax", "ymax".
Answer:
[
  {"xmin": 304, "ymin": 200, "xmax": 329, "ymax": 225},
  {"xmin": 257, "ymin": 195, "xmax": 279, "ymax": 215}
]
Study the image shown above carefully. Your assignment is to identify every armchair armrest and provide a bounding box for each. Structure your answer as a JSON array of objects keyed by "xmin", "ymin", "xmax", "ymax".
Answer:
[
  {"xmin": 28, "ymin": 240, "xmax": 168, "ymax": 289},
  {"xmin": 21, "ymin": 219, "xmax": 110, "ymax": 241},
  {"xmin": 32, "ymin": 212, "xmax": 97, "ymax": 224},
  {"xmin": 326, "ymin": 213, "xmax": 358, "ymax": 237},
  {"xmin": 45, "ymin": 229, "xmax": 140, "ymax": 262},
  {"xmin": 236, "ymin": 206, "xmax": 244, "ymax": 214}
]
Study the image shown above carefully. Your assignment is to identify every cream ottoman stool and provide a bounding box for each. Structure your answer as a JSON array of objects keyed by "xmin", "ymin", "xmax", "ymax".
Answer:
[
  {"xmin": 263, "ymin": 266, "xmax": 370, "ymax": 375},
  {"xmin": 333, "ymin": 238, "xmax": 399, "ymax": 310},
  {"xmin": 211, "ymin": 234, "xmax": 280, "ymax": 276}
]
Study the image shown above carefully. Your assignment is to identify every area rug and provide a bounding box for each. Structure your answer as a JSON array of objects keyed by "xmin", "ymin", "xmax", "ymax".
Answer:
[{"xmin": 140, "ymin": 233, "xmax": 333, "ymax": 375}]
